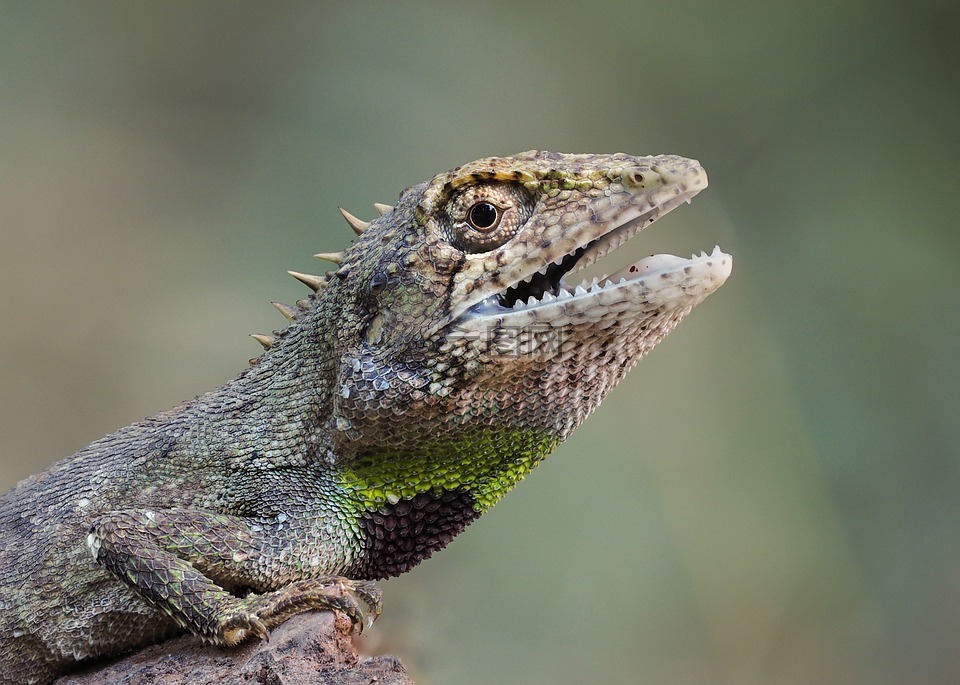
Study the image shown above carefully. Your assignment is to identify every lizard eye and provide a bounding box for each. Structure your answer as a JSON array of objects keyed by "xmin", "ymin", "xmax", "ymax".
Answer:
[
  {"xmin": 467, "ymin": 202, "xmax": 502, "ymax": 232},
  {"xmin": 443, "ymin": 181, "xmax": 535, "ymax": 253}
]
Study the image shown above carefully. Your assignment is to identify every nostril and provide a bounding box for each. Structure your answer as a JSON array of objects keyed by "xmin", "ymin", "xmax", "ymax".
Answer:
[{"xmin": 624, "ymin": 167, "xmax": 658, "ymax": 189}]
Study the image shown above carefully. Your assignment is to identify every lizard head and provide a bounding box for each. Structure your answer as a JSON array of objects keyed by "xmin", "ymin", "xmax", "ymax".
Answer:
[
  {"xmin": 323, "ymin": 150, "xmax": 730, "ymax": 450},
  {"xmin": 277, "ymin": 151, "xmax": 731, "ymax": 576}
]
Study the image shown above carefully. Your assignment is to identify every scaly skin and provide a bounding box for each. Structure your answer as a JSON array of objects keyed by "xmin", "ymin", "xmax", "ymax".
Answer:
[{"xmin": 0, "ymin": 151, "xmax": 731, "ymax": 684}]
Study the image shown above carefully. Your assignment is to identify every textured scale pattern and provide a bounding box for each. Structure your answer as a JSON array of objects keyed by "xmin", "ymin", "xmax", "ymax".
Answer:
[{"xmin": 0, "ymin": 151, "xmax": 731, "ymax": 684}]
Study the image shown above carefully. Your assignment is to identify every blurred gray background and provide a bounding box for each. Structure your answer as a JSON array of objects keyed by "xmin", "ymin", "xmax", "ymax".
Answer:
[{"xmin": 1, "ymin": 2, "xmax": 957, "ymax": 684}]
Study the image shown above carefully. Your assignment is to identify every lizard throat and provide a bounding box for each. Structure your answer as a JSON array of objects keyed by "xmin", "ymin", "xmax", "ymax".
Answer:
[{"xmin": 348, "ymin": 489, "xmax": 481, "ymax": 580}]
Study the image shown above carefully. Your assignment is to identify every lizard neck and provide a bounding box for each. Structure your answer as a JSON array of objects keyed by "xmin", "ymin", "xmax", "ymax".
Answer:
[{"xmin": 339, "ymin": 430, "xmax": 562, "ymax": 579}]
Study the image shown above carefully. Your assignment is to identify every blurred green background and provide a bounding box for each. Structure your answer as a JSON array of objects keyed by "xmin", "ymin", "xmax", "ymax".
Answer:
[{"xmin": 1, "ymin": 2, "xmax": 957, "ymax": 683}]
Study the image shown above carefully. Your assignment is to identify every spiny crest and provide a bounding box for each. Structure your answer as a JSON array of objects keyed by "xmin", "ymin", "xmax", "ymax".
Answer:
[
  {"xmin": 338, "ymin": 207, "xmax": 370, "ymax": 235},
  {"xmin": 313, "ymin": 251, "xmax": 344, "ymax": 265},
  {"xmin": 251, "ymin": 203, "xmax": 388, "ymax": 360},
  {"xmin": 248, "ymin": 271, "xmax": 327, "ymax": 361},
  {"xmin": 271, "ymin": 301, "xmax": 298, "ymax": 320},
  {"xmin": 338, "ymin": 203, "xmax": 391, "ymax": 233},
  {"xmin": 287, "ymin": 271, "xmax": 328, "ymax": 292},
  {"xmin": 250, "ymin": 333, "xmax": 275, "ymax": 350},
  {"xmin": 248, "ymin": 331, "xmax": 279, "ymax": 365}
]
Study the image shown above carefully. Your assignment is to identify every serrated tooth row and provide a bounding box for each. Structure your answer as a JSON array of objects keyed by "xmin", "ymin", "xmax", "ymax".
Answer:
[
  {"xmin": 569, "ymin": 276, "xmax": 607, "ymax": 293},
  {"xmin": 590, "ymin": 277, "xmax": 612, "ymax": 292},
  {"xmin": 511, "ymin": 287, "xmax": 572, "ymax": 310}
]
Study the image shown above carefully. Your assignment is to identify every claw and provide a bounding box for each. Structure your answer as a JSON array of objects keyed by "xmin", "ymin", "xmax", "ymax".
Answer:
[
  {"xmin": 219, "ymin": 611, "xmax": 269, "ymax": 645},
  {"xmin": 351, "ymin": 580, "xmax": 383, "ymax": 631},
  {"xmin": 325, "ymin": 579, "xmax": 382, "ymax": 634},
  {"xmin": 249, "ymin": 616, "xmax": 270, "ymax": 643}
]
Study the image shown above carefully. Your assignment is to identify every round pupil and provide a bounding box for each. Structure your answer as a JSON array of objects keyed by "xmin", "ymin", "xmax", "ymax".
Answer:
[{"xmin": 469, "ymin": 202, "xmax": 499, "ymax": 229}]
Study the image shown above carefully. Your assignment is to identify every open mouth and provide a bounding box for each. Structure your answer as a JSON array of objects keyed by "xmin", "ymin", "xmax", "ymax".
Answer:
[
  {"xmin": 450, "ymin": 154, "xmax": 732, "ymax": 330},
  {"xmin": 498, "ymin": 246, "xmax": 586, "ymax": 308},
  {"xmin": 493, "ymin": 207, "xmax": 689, "ymax": 310},
  {"xmin": 484, "ymin": 192, "xmax": 719, "ymax": 314},
  {"xmin": 496, "ymin": 240, "xmax": 728, "ymax": 312}
]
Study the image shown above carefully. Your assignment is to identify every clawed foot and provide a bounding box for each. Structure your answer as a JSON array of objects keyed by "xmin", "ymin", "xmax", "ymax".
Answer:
[
  {"xmin": 216, "ymin": 609, "xmax": 269, "ymax": 646},
  {"xmin": 231, "ymin": 577, "xmax": 382, "ymax": 641},
  {"xmin": 348, "ymin": 579, "xmax": 383, "ymax": 632}
]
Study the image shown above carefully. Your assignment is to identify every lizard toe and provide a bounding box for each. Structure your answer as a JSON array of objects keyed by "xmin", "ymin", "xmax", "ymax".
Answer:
[{"xmin": 218, "ymin": 611, "xmax": 269, "ymax": 645}]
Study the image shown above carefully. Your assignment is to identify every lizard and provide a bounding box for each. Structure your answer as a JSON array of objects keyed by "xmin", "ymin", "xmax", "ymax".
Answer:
[{"xmin": 0, "ymin": 150, "xmax": 731, "ymax": 684}]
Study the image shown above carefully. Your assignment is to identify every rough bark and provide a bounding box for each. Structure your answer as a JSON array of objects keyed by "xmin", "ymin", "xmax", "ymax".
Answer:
[{"xmin": 54, "ymin": 612, "xmax": 412, "ymax": 685}]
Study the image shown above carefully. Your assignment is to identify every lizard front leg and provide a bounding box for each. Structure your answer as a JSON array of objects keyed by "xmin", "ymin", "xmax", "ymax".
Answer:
[{"xmin": 87, "ymin": 509, "xmax": 381, "ymax": 645}]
